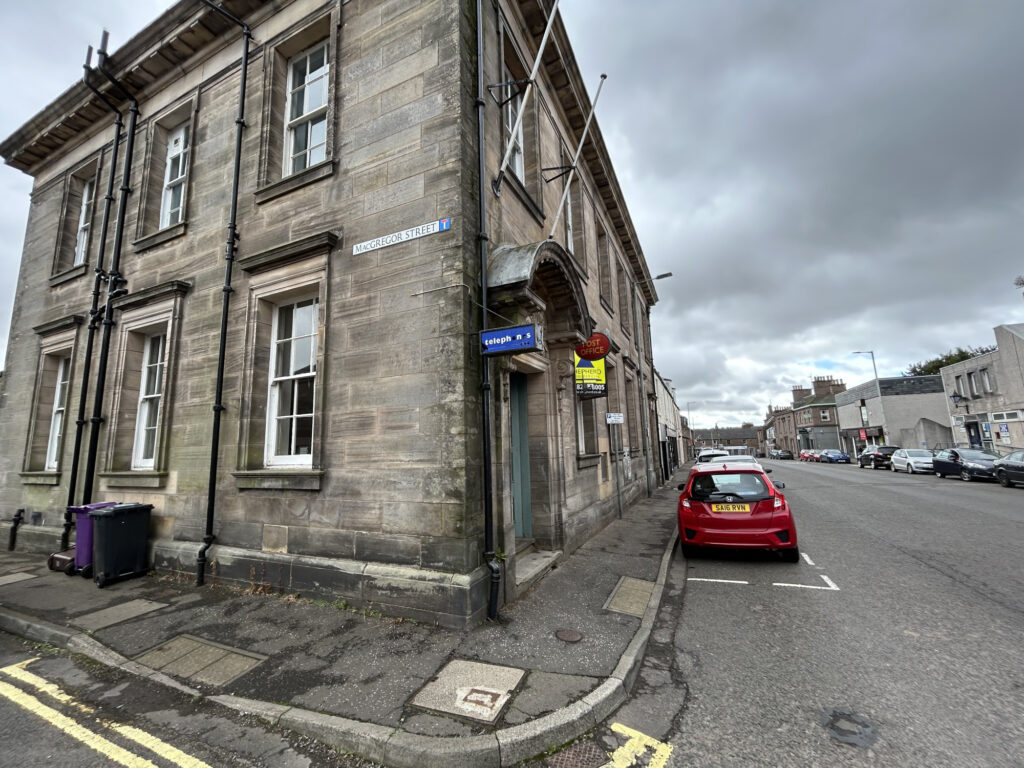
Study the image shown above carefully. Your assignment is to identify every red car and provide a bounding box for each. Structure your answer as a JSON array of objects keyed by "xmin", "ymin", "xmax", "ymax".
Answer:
[{"xmin": 677, "ymin": 464, "xmax": 800, "ymax": 562}]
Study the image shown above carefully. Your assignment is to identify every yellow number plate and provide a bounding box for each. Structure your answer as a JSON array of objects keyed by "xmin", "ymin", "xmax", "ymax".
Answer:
[{"xmin": 711, "ymin": 503, "xmax": 750, "ymax": 512}]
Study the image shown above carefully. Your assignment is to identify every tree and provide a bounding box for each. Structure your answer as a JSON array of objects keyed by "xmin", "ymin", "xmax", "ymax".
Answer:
[
  {"xmin": 1015, "ymin": 275, "xmax": 1024, "ymax": 298},
  {"xmin": 903, "ymin": 346, "xmax": 996, "ymax": 377}
]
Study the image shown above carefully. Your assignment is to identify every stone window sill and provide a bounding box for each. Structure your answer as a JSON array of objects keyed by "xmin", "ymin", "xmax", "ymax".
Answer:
[
  {"xmin": 98, "ymin": 471, "xmax": 168, "ymax": 489},
  {"xmin": 255, "ymin": 160, "xmax": 335, "ymax": 206},
  {"xmin": 233, "ymin": 470, "xmax": 323, "ymax": 491},
  {"xmin": 133, "ymin": 221, "xmax": 187, "ymax": 253},
  {"xmin": 49, "ymin": 264, "xmax": 88, "ymax": 287},
  {"xmin": 576, "ymin": 453, "xmax": 601, "ymax": 470},
  {"xmin": 20, "ymin": 471, "xmax": 60, "ymax": 486}
]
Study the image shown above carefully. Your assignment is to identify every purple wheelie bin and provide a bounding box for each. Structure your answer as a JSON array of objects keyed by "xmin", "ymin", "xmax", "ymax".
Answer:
[{"xmin": 70, "ymin": 501, "xmax": 117, "ymax": 578}]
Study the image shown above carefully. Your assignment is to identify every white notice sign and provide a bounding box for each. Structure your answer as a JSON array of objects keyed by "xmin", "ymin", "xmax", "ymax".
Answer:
[
  {"xmin": 352, "ymin": 217, "xmax": 451, "ymax": 255},
  {"xmin": 606, "ymin": 412, "xmax": 624, "ymax": 424}
]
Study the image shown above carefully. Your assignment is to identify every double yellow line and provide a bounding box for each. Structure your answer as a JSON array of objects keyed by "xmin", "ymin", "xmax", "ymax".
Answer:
[{"xmin": 0, "ymin": 658, "xmax": 211, "ymax": 768}]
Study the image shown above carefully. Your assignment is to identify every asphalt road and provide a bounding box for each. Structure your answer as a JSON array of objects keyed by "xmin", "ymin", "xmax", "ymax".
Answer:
[
  {"xmin": 596, "ymin": 459, "xmax": 1024, "ymax": 768},
  {"xmin": 0, "ymin": 631, "xmax": 379, "ymax": 768}
]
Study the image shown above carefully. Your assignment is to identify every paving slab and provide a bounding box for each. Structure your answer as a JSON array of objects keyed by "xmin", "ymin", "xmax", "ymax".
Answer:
[
  {"xmin": 71, "ymin": 599, "xmax": 168, "ymax": 631},
  {"xmin": 411, "ymin": 659, "xmax": 525, "ymax": 724}
]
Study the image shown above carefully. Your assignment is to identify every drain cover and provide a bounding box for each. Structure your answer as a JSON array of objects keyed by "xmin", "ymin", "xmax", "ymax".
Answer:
[
  {"xmin": 820, "ymin": 708, "xmax": 878, "ymax": 748},
  {"xmin": 555, "ymin": 629, "xmax": 582, "ymax": 643}
]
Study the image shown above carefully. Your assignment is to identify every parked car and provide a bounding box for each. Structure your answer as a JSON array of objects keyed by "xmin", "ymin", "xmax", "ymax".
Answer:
[
  {"xmin": 932, "ymin": 448, "xmax": 999, "ymax": 481},
  {"xmin": 776, "ymin": 450, "xmax": 794, "ymax": 460},
  {"xmin": 819, "ymin": 449, "xmax": 851, "ymax": 464},
  {"xmin": 993, "ymin": 450, "xmax": 1024, "ymax": 488},
  {"xmin": 696, "ymin": 449, "xmax": 730, "ymax": 464},
  {"xmin": 677, "ymin": 464, "xmax": 798, "ymax": 562},
  {"xmin": 798, "ymin": 449, "xmax": 815, "ymax": 461},
  {"xmin": 857, "ymin": 445, "xmax": 899, "ymax": 469},
  {"xmin": 890, "ymin": 448, "xmax": 934, "ymax": 474}
]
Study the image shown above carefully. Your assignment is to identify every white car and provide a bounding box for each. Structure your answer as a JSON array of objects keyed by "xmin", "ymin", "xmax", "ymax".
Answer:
[
  {"xmin": 696, "ymin": 449, "xmax": 730, "ymax": 463},
  {"xmin": 890, "ymin": 448, "xmax": 934, "ymax": 474}
]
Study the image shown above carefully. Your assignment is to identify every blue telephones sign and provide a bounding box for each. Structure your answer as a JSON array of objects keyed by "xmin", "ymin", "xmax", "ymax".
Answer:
[{"xmin": 481, "ymin": 324, "xmax": 539, "ymax": 355}]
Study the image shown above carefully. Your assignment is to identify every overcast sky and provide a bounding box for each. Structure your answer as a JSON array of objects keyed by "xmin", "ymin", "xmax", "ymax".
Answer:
[{"xmin": 2, "ymin": 1, "xmax": 1024, "ymax": 429}]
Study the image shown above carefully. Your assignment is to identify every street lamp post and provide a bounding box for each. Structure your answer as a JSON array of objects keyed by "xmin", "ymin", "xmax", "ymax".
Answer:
[
  {"xmin": 632, "ymin": 272, "xmax": 672, "ymax": 497},
  {"xmin": 686, "ymin": 401, "xmax": 699, "ymax": 461},
  {"xmin": 853, "ymin": 350, "xmax": 888, "ymax": 445}
]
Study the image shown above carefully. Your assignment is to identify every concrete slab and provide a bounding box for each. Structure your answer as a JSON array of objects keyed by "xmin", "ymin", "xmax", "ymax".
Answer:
[
  {"xmin": 136, "ymin": 634, "xmax": 266, "ymax": 688},
  {"xmin": 411, "ymin": 659, "xmax": 525, "ymax": 724},
  {"xmin": 604, "ymin": 576, "xmax": 654, "ymax": 618},
  {"xmin": 0, "ymin": 572, "xmax": 38, "ymax": 586},
  {"xmin": 71, "ymin": 599, "xmax": 168, "ymax": 631}
]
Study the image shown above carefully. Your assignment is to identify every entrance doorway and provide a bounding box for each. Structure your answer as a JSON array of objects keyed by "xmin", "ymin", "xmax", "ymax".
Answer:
[
  {"xmin": 965, "ymin": 422, "xmax": 982, "ymax": 449},
  {"xmin": 509, "ymin": 373, "xmax": 532, "ymax": 538}
]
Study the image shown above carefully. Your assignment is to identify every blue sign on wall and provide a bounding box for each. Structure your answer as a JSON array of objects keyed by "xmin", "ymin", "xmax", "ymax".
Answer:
[{"xmin": 481, "ymin": 324, "xmax": 539, "ymax": 355}]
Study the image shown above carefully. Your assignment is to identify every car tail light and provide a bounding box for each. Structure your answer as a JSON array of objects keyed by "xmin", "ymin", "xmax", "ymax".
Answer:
[
  {"xmin": 773, "ymin": 495, "xmax": 783, "ymax": 510},
  {"xmin": 681, "ymin": 498, "xmax": 691, "ymax": 510}
]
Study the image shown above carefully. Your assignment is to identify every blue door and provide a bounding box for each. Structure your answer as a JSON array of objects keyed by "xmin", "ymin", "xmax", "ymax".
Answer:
[{"xmin": 509, "ymin": 373, "xmax": 532, "ymax": 539}]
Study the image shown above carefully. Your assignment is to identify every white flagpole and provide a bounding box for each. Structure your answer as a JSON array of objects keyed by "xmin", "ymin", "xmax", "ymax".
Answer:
[
  {"xmin": 493, "ymin": 0, "xmax": 561, "ymax": 194},
  {"xmin": 548, "ymin": 72, "xmax": 607, "ymax": 240}
]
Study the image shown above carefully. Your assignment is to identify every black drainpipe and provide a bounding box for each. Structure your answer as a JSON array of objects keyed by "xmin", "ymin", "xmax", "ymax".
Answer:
[
  {"xmin": 81, "ymin": 32, "xmax": 139, "ymax": 506},
  {"xmin": 196, "ymin": 0, "xmax": 251, "ymax": 585},
  {"xmin": 476, "ymin": 0, "xmax": 500, "ymax": 620},
  {"xmin": 61, "ymin": 47, "xmax": 124, "ymax": 550}
]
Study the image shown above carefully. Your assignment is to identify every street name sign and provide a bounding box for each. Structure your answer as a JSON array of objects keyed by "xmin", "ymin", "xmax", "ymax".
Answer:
[
  {"xmin": 606, "ymin": 412, "xmax": 624, "ymax": 424},
  {"xmin": 352, "ymin": 217, "xmax": 451, "ymax": 255}
]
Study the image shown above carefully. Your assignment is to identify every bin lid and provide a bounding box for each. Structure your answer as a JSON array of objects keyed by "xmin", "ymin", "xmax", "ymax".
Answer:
[
  {"xmin": 88, "ymin": 503, "xmax": 154, "ymax": 517},
  {"xmin": 69, "ymin": 501, "xmax": 118, "ymax": 513}
]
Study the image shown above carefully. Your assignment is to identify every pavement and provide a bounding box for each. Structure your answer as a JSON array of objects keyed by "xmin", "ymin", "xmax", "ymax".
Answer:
[{"xmin": 0, "ymin": 471, "xmax": 683, "ymax": 768}]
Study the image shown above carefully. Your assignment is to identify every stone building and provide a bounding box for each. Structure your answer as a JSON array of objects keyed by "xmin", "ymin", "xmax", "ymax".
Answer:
[
  {"xmin": 939, "ymin": 324, "xmax": 1024, "ymax": 451},
  {"xmin": 764, "ymin": 376, "xmax": 845, "ymax": 453},
  {"xmin": 836, "ymin": 375, "xmax": 951, "ymax": 455},
  {"xmin": 653, "ymin": 370, "xmax": 682, "ymax": 479},
  {"xmin": 0, "ymin": 0, "xmax": 659, "ymax": 626}
]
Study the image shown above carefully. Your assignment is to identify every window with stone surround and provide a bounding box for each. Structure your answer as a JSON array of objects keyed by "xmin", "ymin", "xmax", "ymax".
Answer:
[
  {"xmin": 23, "ymin": 320, "xmax": 81, "ymax": 479},
  {"xmin": 255, "ymin": 11, "xmax": 337, "ymax": 203},
  {"xmin": 134, "ymin": 99, "xmax": 196, "ymax": 250},
  {"xmin": 53, "ymin": 160, "xmax": 100, "ymax": 277},
  {"xmin": 597, "ymin": 224, "xmax": 613, "ymax": 307},
  {"xmin": 498, "ymin": 19, "xmax": 543, "ymax": 211},
  {"xmin": 266, "ymin": 297, "xmax": 318, "ymax": 466},
  {"xmin": 234, "ymin": 232, "xmax": 334, "ymax": 487},
  {"xmin": 576, "ymin": 396, "xmax": 598, "ymax": 456},
  {"xmin": 101, "ymin": 281, "xmax": 189, "ymax": 486}
]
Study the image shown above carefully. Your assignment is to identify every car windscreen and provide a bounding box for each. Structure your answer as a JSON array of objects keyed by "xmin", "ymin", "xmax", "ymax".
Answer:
[
  {"xmin": 906, "ymin": 450, "xmax": 932, "ymax": 457},
  {"xmin": 689, "ymin": 472, "xmax": 771, "ymax": 501}
]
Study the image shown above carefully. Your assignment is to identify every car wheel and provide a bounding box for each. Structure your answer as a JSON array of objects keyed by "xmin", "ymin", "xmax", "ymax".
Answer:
[
  {"xmin": 891, "ymin": 463, "xmax": 897, "ymax": 473},
  {"xmin": 781, "ymin": 547, "xmax": 800, "ymax": 564},
  {"xmin": 960, "ymin": 469, "xmax": 971, "ymax": 482},
  {"xmin": 681, "ymin": 544, "xmax": 700, "ymax": 558},
  {"xmin": 907, "ymin": 463, "xmax": 914, "ymax": 474},
  {"xmin": 997, "ymin": 472, "xmax": 1012, "ymax": 488},
  {"xmin": 935, "ymin": 471, "xmax": 944, "ymax": 478}
]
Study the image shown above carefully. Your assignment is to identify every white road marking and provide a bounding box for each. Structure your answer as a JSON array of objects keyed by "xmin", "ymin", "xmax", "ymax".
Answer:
[
  {"xmin": 687, "ymin": 578, "xmax": 750, "ymax": 584},
  {"xmin": 773, "ymin": 574, "xmax": 841, "ymax": 591},
  {"xmin": 801, "ymin": 552, "xmax": 816, "ymax": 565}
]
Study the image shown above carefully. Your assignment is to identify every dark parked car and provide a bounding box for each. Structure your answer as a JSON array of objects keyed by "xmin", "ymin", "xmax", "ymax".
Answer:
[
  {"xmin": 993, "ymin": 449, "xmax": 1024, "ymax": 488},
  {"xmin": 819, "ymin": 449, "xmax": 851, "ymax": 463},
  {"xmin": 858, "ymin": 445, "xmax": 899, "ymax": 469},
  {"xmin": 776, "ymin": 450, "xmax": 794, "ymax": 460},
  {"xmin": 932, "ymin": 448, "xmax": 999, "ymax": 481}
]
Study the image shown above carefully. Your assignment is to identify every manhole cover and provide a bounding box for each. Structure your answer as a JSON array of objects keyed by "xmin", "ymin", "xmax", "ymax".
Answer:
[
  {"xmin": 556, "ymin": 629, "xmax": 583, "ymax": 643},
  {"xmin": 545, "ymin": 739, "xmax": 607, "ymax": 768},
  {"xmin": 820, "ymin": 708, "xmax": 878, "ymax": 748}
]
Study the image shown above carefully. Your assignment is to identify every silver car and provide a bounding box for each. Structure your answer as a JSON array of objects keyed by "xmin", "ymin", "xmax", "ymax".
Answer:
[{"xmin": 890, "ymin": 448, "xmax": 934, "ymax": 474}]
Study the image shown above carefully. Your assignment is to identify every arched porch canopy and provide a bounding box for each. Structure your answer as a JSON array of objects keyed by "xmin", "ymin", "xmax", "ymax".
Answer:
[{"xmin": 488, "ymin": 240, "xmax": 593, "ymax": 347}]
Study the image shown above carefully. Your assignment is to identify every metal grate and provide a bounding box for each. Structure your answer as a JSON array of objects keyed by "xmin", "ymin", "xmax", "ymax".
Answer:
[{"xmin": 545, "ymin": 739, "xmax": 608, "ymax": 768}]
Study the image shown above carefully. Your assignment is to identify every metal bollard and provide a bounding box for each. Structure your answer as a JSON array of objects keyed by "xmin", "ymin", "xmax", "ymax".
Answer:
[{"xmin": 8, "ymin": 509, "xmax": 25, "ymax": 551}]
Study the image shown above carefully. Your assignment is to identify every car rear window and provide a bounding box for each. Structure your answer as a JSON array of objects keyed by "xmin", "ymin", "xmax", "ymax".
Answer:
[{"xmin": 689, "ymin": 472, "xmax": 771, "ymax": 501}]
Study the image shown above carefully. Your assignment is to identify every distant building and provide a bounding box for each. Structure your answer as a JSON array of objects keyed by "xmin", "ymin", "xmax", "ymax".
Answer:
[
  {"xmin": 939, "ymin": 323, "xmax": 1024, "ymax": 451},
  {"xmin": 765, "ymin": 376, "xmax": 846, "ymax": 453},
  {"xmin": 693, "ymin": 424, "xmax": 759, "ymax": 455},
  {"xmin": 836, "ymin": 375, "xmax": 951, "ymax": 454},
  {"xmin": 653, "ymin": 371, "xmax": 682, "ymax": 478}
]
